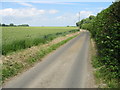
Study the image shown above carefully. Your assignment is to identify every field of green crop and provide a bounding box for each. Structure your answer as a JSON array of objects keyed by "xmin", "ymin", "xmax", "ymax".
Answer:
[{"xmin": 2, "ymin": 27, "xmax": 78, "ymax": 55}]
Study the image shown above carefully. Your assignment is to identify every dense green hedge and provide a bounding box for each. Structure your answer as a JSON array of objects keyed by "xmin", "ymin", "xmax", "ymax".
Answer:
[{"xmin": 76, "ymin": 2, "xmax": 120, "ymax": 88}]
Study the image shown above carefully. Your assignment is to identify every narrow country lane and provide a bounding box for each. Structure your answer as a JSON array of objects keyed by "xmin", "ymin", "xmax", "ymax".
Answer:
[{"xmin": 3, "ymin": 31, "xmax": 90, "ymax": 88}]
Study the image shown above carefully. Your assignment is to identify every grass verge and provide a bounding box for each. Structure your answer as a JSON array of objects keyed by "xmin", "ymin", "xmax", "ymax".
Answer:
[{"xmin": 2, "ymin": 34, "xmax": 78, "ymax": 83}]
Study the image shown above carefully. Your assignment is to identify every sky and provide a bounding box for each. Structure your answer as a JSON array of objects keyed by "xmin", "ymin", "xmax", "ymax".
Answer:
[{"xmin": 0, "ymin": 0, "xmax": 115, "ymax": 26}]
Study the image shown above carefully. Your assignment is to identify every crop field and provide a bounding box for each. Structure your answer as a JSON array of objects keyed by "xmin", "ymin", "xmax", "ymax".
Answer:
[{"xmin": 2, "ymin": 27, "xmax": 79, "ymax": 55}]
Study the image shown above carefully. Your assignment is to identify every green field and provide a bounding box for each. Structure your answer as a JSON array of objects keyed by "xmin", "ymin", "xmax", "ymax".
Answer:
[{"xmin": 2, "ymin": 27, "xmax": 78, "ymax": 55}]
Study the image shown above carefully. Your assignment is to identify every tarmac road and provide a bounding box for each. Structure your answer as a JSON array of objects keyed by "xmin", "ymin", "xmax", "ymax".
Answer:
[{"xmin": 3, "ymin": 31, "xmax": 90, "ymax": 88}]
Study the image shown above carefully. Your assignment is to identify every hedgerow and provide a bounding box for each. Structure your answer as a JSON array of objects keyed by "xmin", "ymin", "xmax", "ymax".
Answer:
[{"xmin": 76, "ymin": 2, "xmax": 120, "ymax": 88}]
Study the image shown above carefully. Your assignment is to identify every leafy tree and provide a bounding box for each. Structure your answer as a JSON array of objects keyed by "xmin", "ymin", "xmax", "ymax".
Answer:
[
  {"xmin": 9, "ymin": 23, "xmax": 14, "ymax": 26},
  {"xmin": 1, "ymin": 23, "xmax": 29, "ymax": 27},
  {"xmin": 2, "ymin": 24, "xmax": 6, "ymax": 26},
  {"xmin": 18, "ymin": 24, "xmax": 29, "ymax": 27},
  {"xmin": 89, "ymin": 15, "xmax": 95, "ymax": 20},
  {"xmin": 76, "ymin": 15, "xmax": 95, "ymax": 29}
]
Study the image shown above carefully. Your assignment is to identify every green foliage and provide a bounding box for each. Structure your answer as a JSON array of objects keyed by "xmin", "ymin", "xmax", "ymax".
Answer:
[
  {"xmin": 9, "ymin": 23, "xmax": 14, "ymax": 26},
  {"xmin": 2, "ymin": 61, "xmax": 24, "ymax": 82},
  {"xmin": 0, "ymin": 23, "xmax": 29, "ymax": 27},
  {"xmin": 76, "ymin": 2, "xmax": 120, "ymax": 88},
  {"xmin": 18, "ymin": 24, "xmax": 29, "ymax": 27},
  {"xmin": 76, "ymin": 15, "xmax": 95, "ymax": 29},
  {"xmin": 89, "ymin": 15, "xmax": 95, "ymax": 20},
  {"xmin": 2, "ymin": 27, "xmax": 79, "ymax": 55}
]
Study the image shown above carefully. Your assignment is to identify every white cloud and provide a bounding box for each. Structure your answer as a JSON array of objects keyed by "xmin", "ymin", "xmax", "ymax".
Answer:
[
  {"xmin": 56, "ymin": 16, "xmax": 66, "ymax": 20},
  {"xmin": 55, "ymin": 11, "xmax": 94, "ymax": 26},
  {"xmin": 80, "ymin": 11, "xmax": 93, "ymax": 17},
  {"xmin": 49, "ymin": 10, "xmax": 59, "ymax": 14},
  {"xmin": 76, "ymin": 11, "xmax": 94, "ymax": 20},
  {"xmin": 0, "ymin": 8, "xmax": 59, "ymax": 17},
  {"xmin": 0, "ymin": 8, "xmax": 45, "ymax": 17},
  {"xmin": 17, "ymin": 2, "xmax": 33, "ymax": 7},
  {"xmin": 97, "ymin": 7, "xmax": 105, "ymax": 12},
  {"xmin": 56, "ymin": 13, "xmax": 79, "ymax": 26}
]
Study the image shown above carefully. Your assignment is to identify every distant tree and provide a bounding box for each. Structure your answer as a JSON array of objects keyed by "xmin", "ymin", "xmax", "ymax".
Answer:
[
  {"xmin": 67, "ymin": 25, "xmax": 69, "ymax": 27},
  {"xmin": 9, "ymin": 23, "xmax": 14, "ymax": 26},
  {"xmin": 76, "ymin": 22, "xmax": 80, "ymax": 27},
  {"xmin": 1, "ymin": 23, "xmax": 29, "ymax": 27},
  {"xmin": 24, "ymin": 24, "xmax": 29, "ymax": 27},
  {"xmin": 2, "ymin": 24, "xmax": 6, "ymax": 26},
  {"xmin": 18, "ymin": 24, "xmax": 29, "ymax": 27},
  {"xmin": 76, "ymin": 15, "xmax": 96, "ymax": 28},
  {"xmin": 23, "ymin": 24, "xmax": 29, "ymax": 27},
  {"xmin": 89, "ymin": 15, "xmax": 95, "ymax": 20}
]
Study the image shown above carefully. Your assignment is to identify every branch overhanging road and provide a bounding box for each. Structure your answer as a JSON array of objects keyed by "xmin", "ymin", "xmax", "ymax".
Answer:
[{"xmin": 3, "ymin": 31, "xmax": 90, "ymax": 88}]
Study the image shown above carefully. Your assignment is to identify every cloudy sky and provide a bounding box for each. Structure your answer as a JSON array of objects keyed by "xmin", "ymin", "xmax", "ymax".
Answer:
[{"xmin": 0, "ymin": 0, "xmax": 114, "ymax": 26}]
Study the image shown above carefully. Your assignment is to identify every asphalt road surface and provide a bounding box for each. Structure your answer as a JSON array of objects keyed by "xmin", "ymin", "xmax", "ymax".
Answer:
[{"xmin": 3, "ymin": 31, "xmax": 90, "ymax": 88}]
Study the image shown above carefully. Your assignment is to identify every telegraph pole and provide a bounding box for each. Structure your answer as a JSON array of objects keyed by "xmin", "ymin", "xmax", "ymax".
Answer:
[{"xmin": 78, "ymin": 12, "xmax": 81, "ymax": 30}]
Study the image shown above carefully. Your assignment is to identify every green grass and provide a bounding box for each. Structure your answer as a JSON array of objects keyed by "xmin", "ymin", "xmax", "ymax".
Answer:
[
  {"xmin": 2, "ymin": 34, "xmax": 78, "ymax": 83},
  {"xmin": 91, "ymin": 39, "xmax": 119, "ymax": 88},
  {"xmin": 92, "ymin": 56, "xmax": 119, "ymax": 88},
  {"xmin": 2, "ymin": 27, "xmax": 78, "ymax": 55}
]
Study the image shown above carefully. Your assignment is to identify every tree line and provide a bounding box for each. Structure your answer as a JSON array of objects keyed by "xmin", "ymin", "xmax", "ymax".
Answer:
[{"xmin": 0, "ymin": 23, "xmax": 29, "ymax": 27}]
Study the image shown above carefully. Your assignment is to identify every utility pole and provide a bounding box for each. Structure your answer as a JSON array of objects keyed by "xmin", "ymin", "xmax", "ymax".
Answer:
[{"xmin": 78, "ymin": 12, "xmax": 81, "ymax": 30}]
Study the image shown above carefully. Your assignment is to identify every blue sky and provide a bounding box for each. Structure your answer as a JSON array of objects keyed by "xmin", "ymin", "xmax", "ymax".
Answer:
[{"xmin": 0, "ymin": 1, "xmax": 114, "ymax": 26}]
